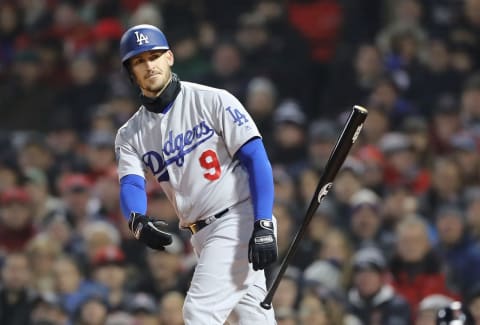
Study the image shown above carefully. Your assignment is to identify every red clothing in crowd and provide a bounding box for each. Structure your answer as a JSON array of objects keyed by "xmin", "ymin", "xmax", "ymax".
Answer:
[
  {"xmin": 288, "ymin": 0, "xmax": 343, "ymax": 63},
  {"xmin": 388, "ymin": 251, "xmax": 459, "ymax": 317}
]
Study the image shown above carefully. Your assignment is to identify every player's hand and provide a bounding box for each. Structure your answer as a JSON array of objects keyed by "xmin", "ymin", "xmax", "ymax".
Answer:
[
  {"xmin": 128, "ymin": 212, "xmax": 173, "ymax": 250},
  {"xmin": 248, "ymin": 220, "xmax": 277, "ymax": 271}
]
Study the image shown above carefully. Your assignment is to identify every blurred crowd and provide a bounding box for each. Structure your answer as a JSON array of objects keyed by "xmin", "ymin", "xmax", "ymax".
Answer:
[{"xmin": 1, "ymin": 0, "xmax": 480, "ymax": 324}]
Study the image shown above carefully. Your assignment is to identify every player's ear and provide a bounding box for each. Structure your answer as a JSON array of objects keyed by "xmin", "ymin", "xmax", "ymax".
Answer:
[{"xmin": 165, "ymin": 50, "xmax": 174, "ymax": 67}]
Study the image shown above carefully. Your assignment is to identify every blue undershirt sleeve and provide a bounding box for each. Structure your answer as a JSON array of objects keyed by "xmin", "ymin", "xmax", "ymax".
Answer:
[
  {"xmin": 237, "ymin": 138, "xmax": 274, "ymax": 221},
  {"xmin": 119, "ymin": 174, "xmax": 147, "ymax": 220}
]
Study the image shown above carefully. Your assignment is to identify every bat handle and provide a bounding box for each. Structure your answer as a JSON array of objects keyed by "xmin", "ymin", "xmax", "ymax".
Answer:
[{"xmin": 260, "ymin": 301, "xmax": 272, "ymax": 310}]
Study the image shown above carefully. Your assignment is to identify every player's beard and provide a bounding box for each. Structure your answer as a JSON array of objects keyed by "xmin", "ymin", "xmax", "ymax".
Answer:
[{"xmin": 141, "ymin": 70, "xmax": 172, "ymax": 97}]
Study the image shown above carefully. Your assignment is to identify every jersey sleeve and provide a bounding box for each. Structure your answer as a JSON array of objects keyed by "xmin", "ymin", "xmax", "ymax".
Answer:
[
  {"xmin": 115, "ymin": 130, "xmax": 145, "ymax": 180},
  {"xmin": 212, "ymin": 90, "xmax": 261, "ymax": 157}
]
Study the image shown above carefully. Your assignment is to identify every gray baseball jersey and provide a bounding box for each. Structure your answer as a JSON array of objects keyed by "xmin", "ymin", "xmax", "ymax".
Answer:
[{"xmin": 115, "ymin": 81, "xmax": 260, "ymax": 227}]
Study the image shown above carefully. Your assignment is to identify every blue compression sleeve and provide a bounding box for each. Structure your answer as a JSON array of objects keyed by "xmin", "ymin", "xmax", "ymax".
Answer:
[
  {"xmin": 119, "ymin": 174, "xmax": 147, "ymax": 220},
  {"xmin": 237, "ymin": 138, "xmax": 274, "ymax": 221}
]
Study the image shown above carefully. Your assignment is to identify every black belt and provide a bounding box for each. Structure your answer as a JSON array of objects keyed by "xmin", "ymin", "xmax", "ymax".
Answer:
[{"xmin": 183, "ymin": 208, "xmax": 229, "ymax": 234}]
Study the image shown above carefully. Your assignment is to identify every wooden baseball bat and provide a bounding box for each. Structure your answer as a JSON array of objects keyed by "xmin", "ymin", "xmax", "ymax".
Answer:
[{"xmin": 260, "ymin": 105, "xmax": 368, "ymax": 310}]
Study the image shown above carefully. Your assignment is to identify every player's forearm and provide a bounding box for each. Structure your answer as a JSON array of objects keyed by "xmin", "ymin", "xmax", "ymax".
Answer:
[
  {"xmin": 237, "ymin": 138, "xmax": 274, "ymax": 221},
  {"xmin": 119, "ymin": 174, "xmax": 147, "ymax": 220}
]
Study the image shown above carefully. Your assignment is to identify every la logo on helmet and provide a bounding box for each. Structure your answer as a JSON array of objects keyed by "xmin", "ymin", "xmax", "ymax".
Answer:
[{"xmin": 134, "ymin": 31, "xmax": 149, "ymax": 45}]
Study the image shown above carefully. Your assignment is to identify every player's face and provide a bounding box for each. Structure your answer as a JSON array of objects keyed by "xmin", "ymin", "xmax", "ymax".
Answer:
[{"xmin": 130, "ymin": 50, "xmax": 174, "ymax": 98}]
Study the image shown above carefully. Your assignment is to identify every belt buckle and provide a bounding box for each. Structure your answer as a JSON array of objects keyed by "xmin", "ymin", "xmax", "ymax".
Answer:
[{"xmin": 187, "ymin": 223, "xmax": 199, "ymax": 234}]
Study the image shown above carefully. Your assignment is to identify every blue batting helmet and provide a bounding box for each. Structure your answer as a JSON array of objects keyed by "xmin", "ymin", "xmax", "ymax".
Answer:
[{"xmin": 119, "ymin": 24, "xmax": 169, "ymax": 66}]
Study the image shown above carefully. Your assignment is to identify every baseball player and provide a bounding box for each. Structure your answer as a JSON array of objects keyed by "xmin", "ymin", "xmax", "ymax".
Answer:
[{"xmin": 115, "ymin": 24, "xmax": 278, "ymax": 324}]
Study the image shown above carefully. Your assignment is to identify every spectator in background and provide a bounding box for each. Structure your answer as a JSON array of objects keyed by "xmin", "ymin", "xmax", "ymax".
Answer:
[
  {"xmin": 45, "ymin": 119, "xmax": 84, "ymax": 176},
  {"xmin": 170, "ymin": 28, "xmax": 210, "ymax": 82},
  {"xmin": 361, "ymin": 106, "xmax": 390, "ymax": 146},
  {"xmin": 297, "ymin": 291, "xmax": 330, "ymax": 325},
  {"xmin": 128, "ymin": 2, "xmax": 164, "ymax": 29},
  {"xmin": 418, "ymin": 156, "xmax": 464, "ymax": 221},
  {"xmin": 303, "ymin": 259, "xmax": 343, "ymax": 295},
  {"xmin": 448, "ymin": 0, "xmax": 480, "ymax": 70},
  {"xmin": 0, "ymin": 160, "xmax": 20, "ymax": 193},
  {"xmin": 91, "ymin": 18, "xmax": 124, "ymax": 74},
  {"xmin": 0, "ymin": 49, "xmax": 56, "ymax": 131},
  {"xmin": 306, "ymin": 119, "xmax": 339, "ymax": 173},
  {"xmin": 295, "ymin": 200, "xmax": 336, "ymax": 270},
  {"xmin": 16, "ymin": 137, "xmax": 57, "ymax": 187},
  {"xmin": 0, "ymin": 187, "xmax": 36, "ymax": 254},
  {"xmin": 72, "ymin": 292, "xmax": 109, "ymax": 325},
  {"xmin": 330, "ymin": 164, "xmax": 364, "ymax": 228},
  {"xmin": 81, "ymin": 221, "xmax": 121, "ymax": 265},
  {"xmin": 56, "ymin": 52, "xmax": 108, "ymax": 133},
  {"xmin": 271, "ymin": 201, "xmax": 295, "ymax": 269},
  {"xmin": 430, "ymin": 95, "xmax": 462, "ymax": 154},
  {"xmin": 244, "ymin": 77, "xmax": 277, "ymax": 149},
  {"xmin": 271, "ymin": 166, "xmax": 296, "ymax": 208},
  {"xmin": 235, "ymin": 13, "xmax": 273, "ymax": 77},
  {"xmin": 159, "ymin": 291, "xmax": 185, "ymax": 325},
  {"xmin": 0, "ymin": 253, "xmax": 34, "ymax": 325},
  {"xmin": 43, "ymin": 213, "xmax": 77, "ymax": 256},
  {"xmin": 466, "ymin": 187, "xmax": 480, "ymax": 240},
  {"xmin": 0, "ymin": 3, "xmax": 23, "ymax": 72},
  {"xmin": 356, "ymin": 145, "xmax": 386, "ymax": 195},
  {"xmin": 449, "ymin": 133, "xmax": 480, "ymax": 187},
  {"xmin": 379, "ymin": 132, "xmax": 430, "ymax": 195},
  {"xmin": 128, "ymin": 293, "xmax": 159, "ymax": 325},
  {"xmin": 380, "ymin": 185, "xmax": 418, "ymax": 239},
  {"xmin": 275, "ymin": 307, "xmax": 298, "ymax": 325},
  {"xmin": 46, "ymin": 1, "xmax": 93, "ymax": 59},
  {"xmin": 26, "ymin": 233, "xmax": 62, "ymax": 294},
  {"xmin": 201, "ymin": 41, "xmax": 248, "ymax": 100},
  {"xmin": 105, "ymin": 311, "xmax": 133, "ymax": 325},
  {"xmin": 324, "ymin": 44, "xmax": 385, "ymax": 116},
  {"xmin": 254, "ymin": 0, "xmax": 311, "ymax": 104},
  {"xmin": 376, "ymin": 1, "xmax": 427, "ymax": 96},
  {"xmin": 368, "ymin": 77, "xmax": 417, "ymax": 127},
  {"xmin": 466, "ymin": 284, "xmax": 480, "ymax": 325},
  {"xmin": 88, "ymin": 108, "xmax": 117, "ymax": 136},
  {"xmin": 301, "ymin": 284, "xmax": 362, "ymax": 325},
  {"xmin": 411, "ymin": 38, "xmax": 462, "ymax": 117},
  {"xmin": 271, "ymin": 267, "xmax": 301, "ymax": 311},
  {"xmin": 317, "ymin": 229, "xmax": 354, "ymax": 289},
  {"xmin": 135, "ymin": 235, "xmax": 187, "ymax": 300},
  {"xmin": 270, "ymin": 99, "xmax": 308, "ymax": 177},
  {"xmin": 57, "ymin": 173, "xmax": 98, "ymax": 232},
  {"xmin": 84, "ymin": 131, "xmax": 116, "ymax": 183},
  {"xmin": 93, "ymin": 167, "xmax": 128, "ymax": 238},
  {"xmin": 91, "ymin": 245, "xmax": 130, "ymax": 312},
  {"xmin": 450, "ymin": 43, "xmax": 476, "ymax": 79},
  {"xmin": 434, "ymin": 205, "xmax": 480, "ymax": 296},
  {"xmin": 99, "ymin": 94, "xmax": 138, "ymax": 129},
  {"xmin": 390, "ymin": 216, "xmax": 456, "ymax": 316},
  {"xmin": 298, "ymin": 167, "xmax": 321, "ymax": 208},
  {"xmin": 401, "ymin": 116, "xmax": 433, "ymax": 169},
  {"xmin": 348, "ymin": 189, "xmax": 393, "ymax": 256},
  {"xmin": 24, "ymin": 168, "xmax": 63, "ymax": 226},
  {"xmin": 287, "ymin": 0, "xmax": 343, "ymax": 113},
  {"xmin": 347, "ymin": 247, "xmax": 411, "ymax": 325},
  {"xmin": 460, "ymin": 73, "xmax": 480, "ymax": 136},
  {"xmin": 30, "ymin": 292, "xmax": 69, "ymax": 325},
  {"xmin": 415, "ymin": 294, "xmax": 454, "ymax": 325},
  {"xmin": 53, "ymin": 255, "xmax": 107, "ymax": 318}
]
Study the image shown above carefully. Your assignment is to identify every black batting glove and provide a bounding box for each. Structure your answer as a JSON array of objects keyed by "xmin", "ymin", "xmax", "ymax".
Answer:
[
  {"xmin": 248, "ymin": 219, "xmax": 277, "ymax": 271},
  {"xmin": 128, "ymin": 212, "xmax": 173, "ymax": 250}
]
